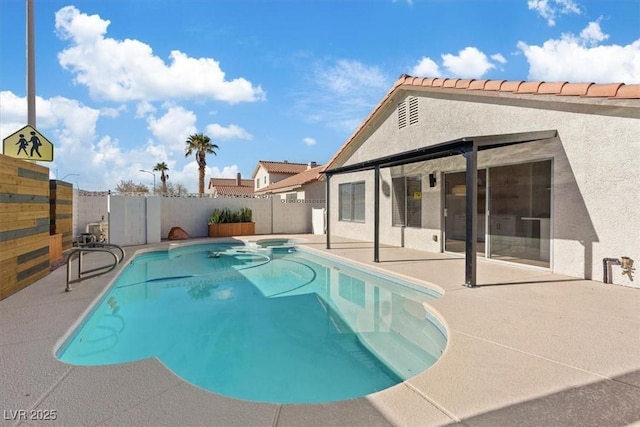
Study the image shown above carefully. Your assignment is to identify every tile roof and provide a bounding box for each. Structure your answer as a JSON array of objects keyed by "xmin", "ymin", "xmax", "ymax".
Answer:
[
  {"xmin": 208, "ymin": 178, "xmax": 254, "ymax": 187},
  {"xmin": 254, "ymin": 165, "xmax": 324, "ymax": 194},
  {"xmin": 398, "ymin": 75, "xmax": 640, "ymax": 98},
  {"xmin": 207, "ymin": 177, "xmax": 254, "ymax": 197},
  {"xmin": 254, "ymin": 161, "xmax": 311, "ymax": 175},
  {"xmin": 323, "ymin": 74, "xmax": 640, "ymax": 172},
  {"xmin": 210, "ymin": 185, "xmax": 255, "ymax": 197}
]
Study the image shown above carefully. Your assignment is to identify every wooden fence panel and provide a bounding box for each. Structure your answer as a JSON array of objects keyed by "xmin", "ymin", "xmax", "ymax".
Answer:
[
  {"xmin": 0, "ymin": 154, "xmax": 50, "ymax": 300},
  {"xmin": 50, "ymin": 180, "xmax": 74, "ymax": 250}
]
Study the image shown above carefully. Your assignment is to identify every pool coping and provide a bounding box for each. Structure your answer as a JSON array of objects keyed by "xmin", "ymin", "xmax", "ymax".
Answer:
[{"xmin": 1, "ymin": 234, "xmax": 639, "ymax": 426}]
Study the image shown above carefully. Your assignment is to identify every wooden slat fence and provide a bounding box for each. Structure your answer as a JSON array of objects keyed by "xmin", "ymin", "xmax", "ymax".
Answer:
[{"xmin": 0, "ymin": 154, "xmax": 51, "ymax": 300}]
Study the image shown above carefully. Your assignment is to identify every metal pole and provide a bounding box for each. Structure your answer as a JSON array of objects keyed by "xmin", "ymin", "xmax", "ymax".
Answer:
[
  {"xmin": 26, "ymin": 0, "xmax": 36, "ymax": 127},
  {"xmin": 464, "ymin": 143, "xmax": 478, "ymax": 287},
  {"xmin": 270, "ymin": 194, "xmax": 274, "ymax": 234},
  {"xmin": 374, "ymin": 166, "xmax": 380, "ymax": 262},
  {"xmin": 325, "ymin": 174, "xmax": 331, "ymax": 249},
  {"xmin": 140, "ymin": 170, "xmax": 156, "ymax": 194},
  {"xmin": 78, "ymin": 251, "xmax": 83, "ymax": 281}
]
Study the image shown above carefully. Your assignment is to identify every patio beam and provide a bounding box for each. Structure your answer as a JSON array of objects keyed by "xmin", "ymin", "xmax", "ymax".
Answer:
[
  {"xmin": 464, "ymin": 143, "xmax": 478, "ymax": 288},
  {"xmin": 374, "ymin": 166, "xmax": 380, "ymax": 262},
  {"xmin": 326, "ymin": 174, "xmax": 331, "ymax": 249}
]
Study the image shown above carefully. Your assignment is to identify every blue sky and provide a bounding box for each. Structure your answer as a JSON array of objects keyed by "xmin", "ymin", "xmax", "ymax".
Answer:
[{"xmin": 1, "ymin": 0, "xmax": 638, "ymax": 192}]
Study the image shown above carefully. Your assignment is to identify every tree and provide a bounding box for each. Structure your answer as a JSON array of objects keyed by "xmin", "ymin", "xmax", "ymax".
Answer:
[
  {"xmin": 164, "ymin": 182, "xmax": 189, "ymax": 196},
  {"xmin": 115, "ymin": 180, "xmax": 149, "ymax": 193},
  {"xmin": 153, "ymin": 162, "xmax": 169, "ymax": 194},
  {"xmin": 184, "ymin": 133, "xmax": 218, "ymax": 195}
]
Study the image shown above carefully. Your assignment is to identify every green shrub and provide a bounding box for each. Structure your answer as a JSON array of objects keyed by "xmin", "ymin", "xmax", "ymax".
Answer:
[
  {"xmin": 239, "ymin": 207, "xmax": 252, "ymax": 222},
  {"xmin": 209, "ymin": 209, "xmax": 224, "ymax": 224},
  {"xmin": 208, "ymin": 207, "xmax": 253, "ymax": 224}
]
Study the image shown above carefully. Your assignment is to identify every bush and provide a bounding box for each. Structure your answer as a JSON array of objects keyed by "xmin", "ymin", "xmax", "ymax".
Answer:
[
  {"xmin": 208, "ymin": 207, "xmax": 252, "ymax": 224},
  {"xmin": 239, "ymin": 207, "xmax": 252, "ymax": 222}
]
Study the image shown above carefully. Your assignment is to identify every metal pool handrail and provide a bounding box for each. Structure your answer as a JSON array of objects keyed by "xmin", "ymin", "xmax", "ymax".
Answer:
[{"xmin": 65, "ymin": 244, "xmax": 125, "ymax": 292}]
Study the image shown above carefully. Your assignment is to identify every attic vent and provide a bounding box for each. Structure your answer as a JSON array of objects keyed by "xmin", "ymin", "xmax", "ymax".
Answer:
[
  {"xmin": 408, "ymin": 96, "xmax": 418, "ymax": 125},
  {"xmin": 397, "ymin": 101, "xmax": 407, "ymax": 129}
]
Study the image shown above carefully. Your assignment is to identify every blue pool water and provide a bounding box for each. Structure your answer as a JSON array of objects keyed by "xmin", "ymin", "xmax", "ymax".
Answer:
[{"xmin": 56, "ymin": 243, "xmax": 447, "ymax": 404}]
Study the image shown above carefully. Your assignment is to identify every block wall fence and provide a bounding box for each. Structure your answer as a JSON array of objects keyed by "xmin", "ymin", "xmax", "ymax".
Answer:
[{"xmin": 74, "ymin": 193, "xmax": 325, "ymax": 246}]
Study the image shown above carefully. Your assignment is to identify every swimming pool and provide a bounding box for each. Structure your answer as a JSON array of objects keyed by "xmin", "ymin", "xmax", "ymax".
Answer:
[{"xmin": 56, "ymin": 242, "xmax": 447, "ymax": 404}]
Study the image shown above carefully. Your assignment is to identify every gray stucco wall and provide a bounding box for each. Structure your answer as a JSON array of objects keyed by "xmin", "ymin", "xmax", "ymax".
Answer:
[
  {"xmin": 73, "ymin": 194, "xmax": 321, "ymax": 246},
  {"xmin": 329, "ymin": 92, "xmax": 639, "ymax": 287}
]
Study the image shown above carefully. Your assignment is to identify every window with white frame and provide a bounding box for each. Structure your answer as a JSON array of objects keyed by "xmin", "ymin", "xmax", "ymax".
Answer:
[
  {"xmin": 392, "ymin": 176, "xmax": 422, "ymax": 227},
  {"xmin": 339, "ymin": 182, "xmax": 365, "ymax": 222}
]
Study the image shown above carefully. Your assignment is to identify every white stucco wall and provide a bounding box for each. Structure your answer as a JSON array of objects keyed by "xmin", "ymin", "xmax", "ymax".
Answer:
[
  {"xmin": 329, "ymin": 91, "xmax": 640, "ymax": 287},
  {"xmin": 254, "ymin": 166, "xmax": 297, "ymax": 191},
  {"xmin": 90, "ymin": 195, "xmax": 321, "ymax": 246},
  {"xmin": 75, "ymin": 192, "xmax": 109, "ymax": 238},
  {"xmin": 301, "ymin": 180, "xmax": 326, "ymax": 201},
  {"xmin": 273, "ymin": 181, "xmax": 326, "ymax": 201}
]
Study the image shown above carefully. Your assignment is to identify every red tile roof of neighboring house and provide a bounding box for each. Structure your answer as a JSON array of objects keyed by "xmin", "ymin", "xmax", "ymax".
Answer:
[
  {"xmin": 210, "ymin": 185, "xmax": 255, "ymax": 197},
  {"xmin": 208, "ymin": 177, "xmax": 254, "ymax": 187},
  {"xmin": 254, "ymin": 165, "xmax": 324, "ymax": 194},
  {"xmin": 323, "ymin": 74, "xmax": 640, "ymax": 172},
  {"xmin": 252, "ymin": 161, "xmax": 312, "ymax": 177},
  {"xmin": 208, "ymin": 176, "xmax": 254, "ymax": 197}
]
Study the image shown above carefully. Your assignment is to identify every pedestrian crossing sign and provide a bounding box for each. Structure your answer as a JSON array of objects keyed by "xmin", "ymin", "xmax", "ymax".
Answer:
[{"xmin": 2, "ymin": 125, "xmax": 54, "ymax": 161}]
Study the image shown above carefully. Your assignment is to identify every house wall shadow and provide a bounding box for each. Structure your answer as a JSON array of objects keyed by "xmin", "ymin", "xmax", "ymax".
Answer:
[{"xmin": 445, "ymin": 369, "xmax": 640, "ymax": 427}]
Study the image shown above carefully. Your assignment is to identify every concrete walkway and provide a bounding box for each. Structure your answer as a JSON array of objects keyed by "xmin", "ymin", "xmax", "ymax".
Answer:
[{"xmin": 1, "ymin": 235, "xmax": 639, "ymax": 426}]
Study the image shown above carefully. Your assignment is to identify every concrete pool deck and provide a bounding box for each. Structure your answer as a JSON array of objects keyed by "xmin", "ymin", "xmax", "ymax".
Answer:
[{"xmin": 1, "ymin": 234, "xmax": 639, "ymax": 426}]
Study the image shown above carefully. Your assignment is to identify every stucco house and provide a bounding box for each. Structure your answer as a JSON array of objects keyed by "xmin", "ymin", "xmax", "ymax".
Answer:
[
  {"xmin": 252, "ymin": 160, "xmax": 317, "ymax": 191},
  {"xmin": 207, "ymin": 173, "xmax": 254, "ymax": 197},
  {"xmin": 254, "ymin": 164, "xmax": 325, "ymax": 201},
  {"xmin": 323, "ymin": 75, "xmax": 639, "ymax": 288}
]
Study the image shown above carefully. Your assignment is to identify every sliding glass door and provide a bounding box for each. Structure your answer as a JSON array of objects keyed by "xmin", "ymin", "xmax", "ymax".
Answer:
[
  {"xmin": 443, "ymin": 160, "xmax": 551, "ymax": 268},
  {"xmin": 488, "ymin": 160, "xmax": 551, "ymax": 267},
  {"xmin": 444, "ymin": 169, "xmax": 486, "ymax": 255}
]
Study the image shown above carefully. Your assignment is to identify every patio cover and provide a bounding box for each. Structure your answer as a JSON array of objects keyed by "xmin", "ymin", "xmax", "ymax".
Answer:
[{"xmin": 323, "ymin": 129, "xmax": 558, "ymax": 287}]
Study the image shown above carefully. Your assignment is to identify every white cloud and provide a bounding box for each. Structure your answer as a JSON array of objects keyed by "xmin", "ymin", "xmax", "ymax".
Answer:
[
  {"xmin": 411, "ymin": 48, "xmax": 503, "ymax": 79},
  {"xmin": 168, "ymin": 162, "xmax": 239, "ymax": 193},
  {"xmin": 91, "ymin": 135, "xmax": 125, "ymax": 168},
  {"xmin": 146, "ymin": 106, "xmax": 197, "ymax": 153},
  {"xmin": 579, "ymin": 20, "xmax": 608, "ymax": 46},
  {"xmin": 210, "ymin": 164, "xmax": 240, "ymax": 178},
  {"xmin": 294, "ymin": 60, "xmax": 390, "ymax": 132},
  {"xmin": 129, "ymin": 158, "xmax": 234, "ymax": 194},
  {"xmin": 302, "ymin": 137, "xmax": 316, "ymax": 146},
  {"xmin": 55, "ymin": 6, "xmax": 266, "ymax": 103},
  {"xmin": 491, "ymin": 53, "xmax": 507, "ymax": 64},
  {"xmin": 318, "ymin": 60, "xmax": 387, "ymax": 95},
  {"xmin": 0, "ymin": 92, "xmax": 28, "ymax": 140},
  {"xmin": 169, "ymin": 161, "xmax": 203, "ymax": 193},
  {"xmin": 0, "ymin": 90, "xmax": 219, "ymax": 192},
  {"xmin": 517, "ymin": 21, "xmax": 640, "ymax": 83},
  {"xmin": 135, "ymin": 101, "xmax": 156, "ymax": 118},
  {"xmin": 100, "ymin": 106, "xmax": 123, "ymax": 119},
  {"xmin": 411, "ymin": 57, "xmax": 441, "ymax": 77},
  {"xmin": 205, "ymin": 123, "xmax": 252, "ymax": 140},
  {"xmin": 441, "ymin": 47, "xmax": 496, "ymax": 78},
  {"xmin": 528, "ymin": 0, "xmax": 581, "ymax": 27}
]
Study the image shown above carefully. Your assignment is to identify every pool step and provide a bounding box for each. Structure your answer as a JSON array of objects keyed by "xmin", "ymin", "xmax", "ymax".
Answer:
[{"xmin": 333, "ymin": 334, "xmax": 379, "ymax": 372}]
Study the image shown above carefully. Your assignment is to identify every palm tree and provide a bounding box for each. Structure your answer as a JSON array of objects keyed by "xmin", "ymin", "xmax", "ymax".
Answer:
[
  {"xmin": 153, "ymin": 162, "xmax": 169, "ymax": 194},
  {"xmin": 184, "ymin": 133, "xmax": 218, "ymax": 195}
]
